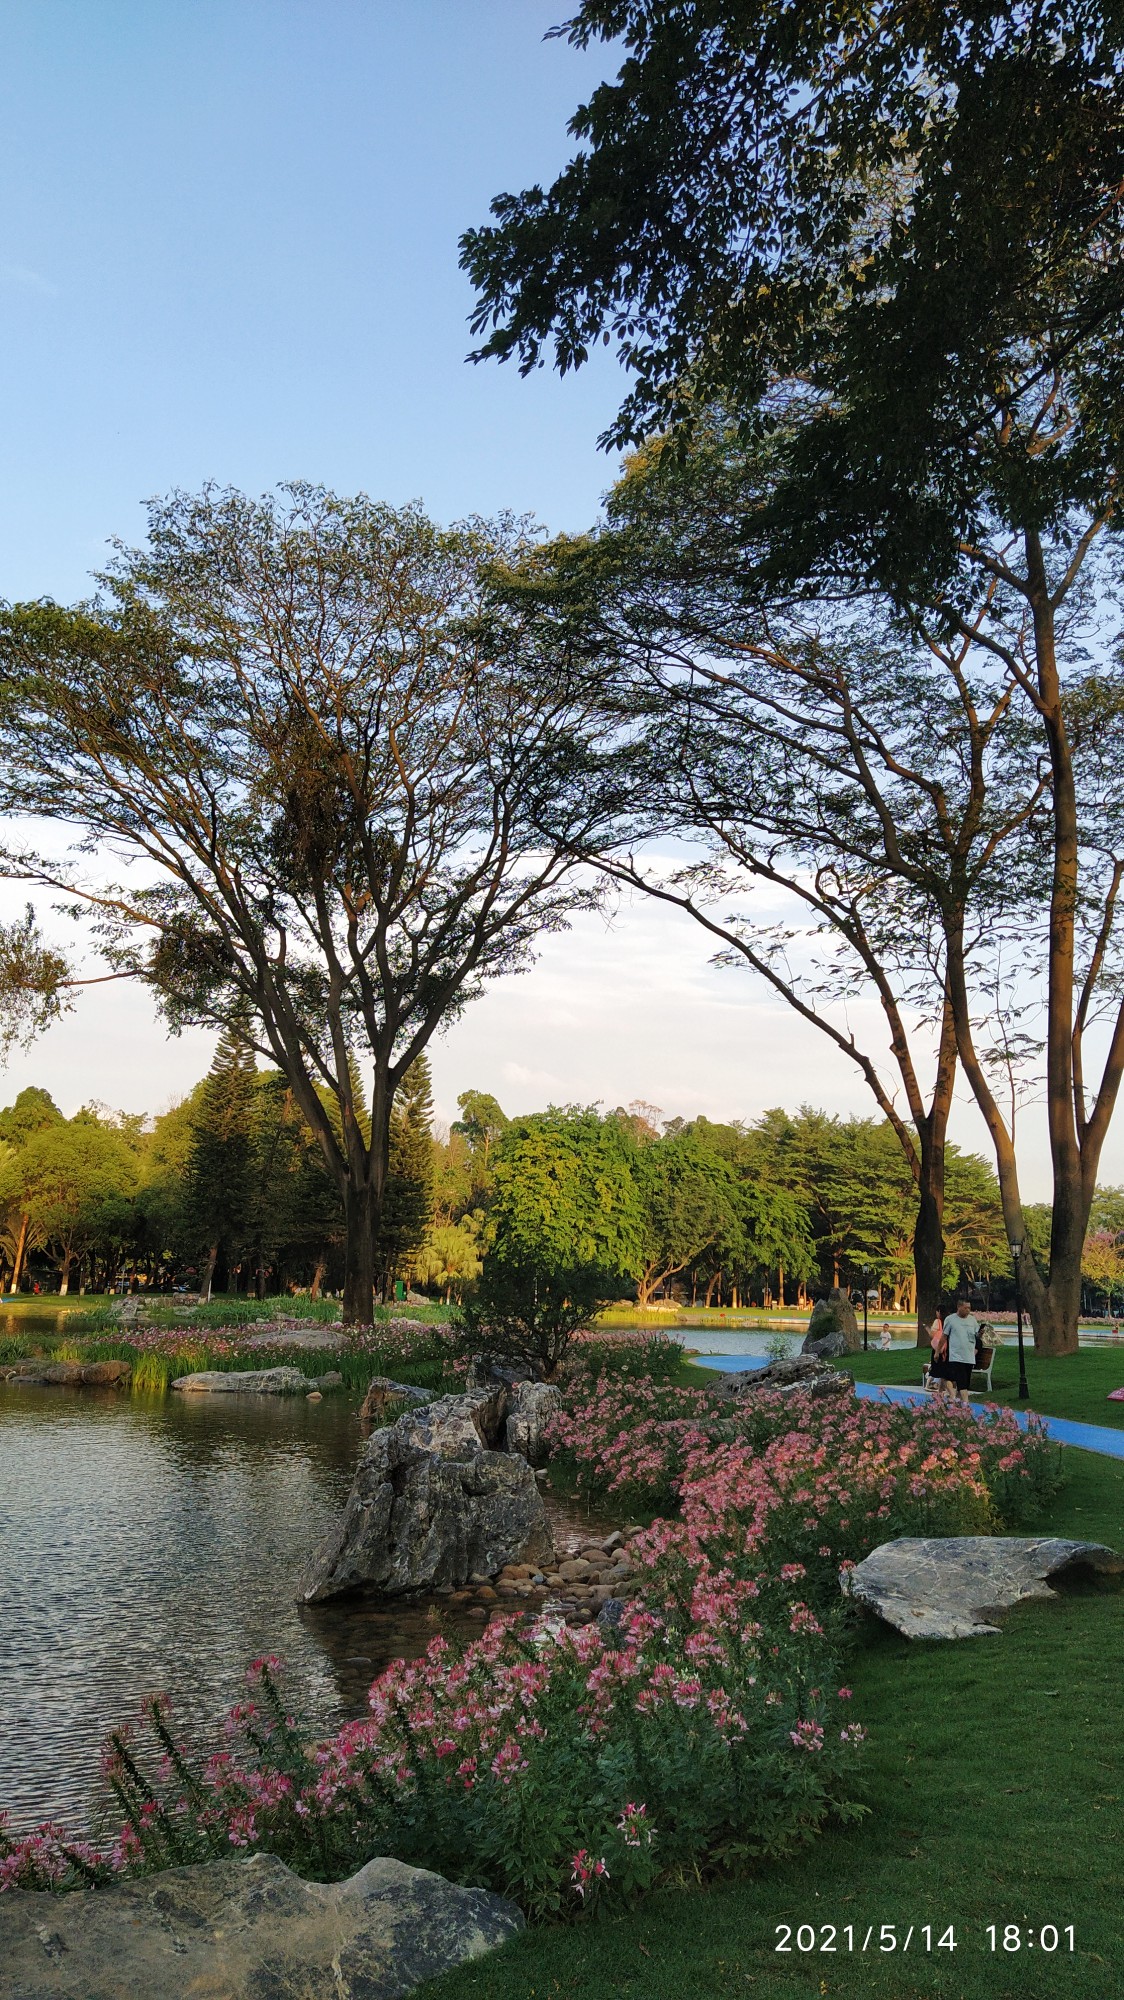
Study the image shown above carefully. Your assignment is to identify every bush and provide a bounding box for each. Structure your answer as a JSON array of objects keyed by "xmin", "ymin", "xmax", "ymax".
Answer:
[
  {"xmin": 459, "ymin": 1255, "xmax": 621, "ymax": 1378},
  {"xmin": 0, "ymin": 1603, "xmax": 866, "ymax": 1915}
]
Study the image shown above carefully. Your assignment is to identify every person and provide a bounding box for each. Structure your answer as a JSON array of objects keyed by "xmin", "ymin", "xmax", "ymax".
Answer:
[
  {"xmin": 927, "ymin": 1309, "xmax": 950, "ymax": 1395},
  {"xmin": 878, "ymin": 1324, "xmax": 892, "ymax": 1350},
  {"xmin": 942, "ymin": 1296, "xmax": 981, "ymax": 1405}
]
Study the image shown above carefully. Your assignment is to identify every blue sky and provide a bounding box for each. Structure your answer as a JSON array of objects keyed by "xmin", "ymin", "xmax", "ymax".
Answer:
[
  {"xmin": 0, "ymin": 3, "xmax": 1082, "ymax": 1194},
  {"xmin": 0, "ymin": 0, "xmax": 622, "ymax": 602}
]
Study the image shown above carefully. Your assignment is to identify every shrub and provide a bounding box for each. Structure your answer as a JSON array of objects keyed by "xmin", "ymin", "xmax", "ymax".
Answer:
[
  {"xmin": 458, "ymin": 1255, "xmax": 621, "ymax": 1378},
  {"xmin": 0, "ymin": 1606, "xmax": 865, "ymax": 1916}
]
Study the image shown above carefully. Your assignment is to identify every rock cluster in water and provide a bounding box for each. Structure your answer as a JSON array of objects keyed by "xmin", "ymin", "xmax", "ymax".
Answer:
[
  {"xmin": 0, "ymin": 1359, "xmax": 132, "ymax": 1389},
  {"xmin": 0, "ymin": 1850, "xmax": 523, "ymax": 1999}
]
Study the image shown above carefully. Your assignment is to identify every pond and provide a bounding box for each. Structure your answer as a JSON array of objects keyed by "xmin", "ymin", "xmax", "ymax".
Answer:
[{"xmin": 0, "ymin": 1384, "xmax": 601, "ymax": 1836}]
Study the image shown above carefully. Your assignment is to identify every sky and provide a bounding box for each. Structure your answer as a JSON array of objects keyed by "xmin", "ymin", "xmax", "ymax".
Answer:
[{"xmin": 0, "ymin": 1, "xmax": 1099, "ymax": 1194}]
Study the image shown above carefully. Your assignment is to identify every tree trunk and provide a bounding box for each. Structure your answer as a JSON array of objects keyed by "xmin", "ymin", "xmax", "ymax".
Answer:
[
  {"xmin": 777, "ymin": 1262, "xmax": 785, "ymax": 1307},
  {"xmin": 58, "ymin": 1249, "xmax": 73, "ymax": 1296},
  {"xmin": 9, "ymin": 1211, "xmax": 29, "ymax": 1294},
  {"xmin": 200, "ymin": 1244, "xmax": 218, "ymax": 1303},
  {"xmin": 342, "ymin": 1180, "xmax": 378, "ymax": 1325},
  {"xmin": 913, "ymin": 1174, "xmax": 946, "ymax": 1348}
]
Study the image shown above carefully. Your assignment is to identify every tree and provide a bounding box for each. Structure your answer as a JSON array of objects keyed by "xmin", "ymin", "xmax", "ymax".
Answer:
[
  {"xmin": 0, "ymin": 1086, "xmax": 62, "ymax": 1291},
  {"xmin": 487, "ymin": 1106, "xmax": 644, "ymax": 1277},
  {"xmin": 631, "ymin": 1127, "xmax": 740, "ymax": 1306},
  {"xmin": 375, "ymin": 1054, "xmax": 436, "ymax": 1299},
  {"xmin": 0, "ymin": 485, "xmax": 605, "ymax": 1323},
  {"xmin": 182, "ymin": 1022, "xmax": 256, "ymax": 1299},
  {"xmin": 468, "ymin": 1106, "xmax": 645, "ymax": 1372},
  {"xmin": 11, "ymin": 1112, "xmax": 139, "ymax": 1293},
  {"xmin": 467, "ymin": 6, "xmax": 1124, "ymax": 1352},
  {"xmin": 415, "ymin": 1220, "xmax": 483, "ymax": 1303},
  {"xmin": 451, "ymin": 1090, "xmax": 509, "ymax": 1165}
]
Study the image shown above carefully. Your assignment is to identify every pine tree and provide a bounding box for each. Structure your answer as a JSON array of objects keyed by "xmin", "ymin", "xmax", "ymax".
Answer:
[
  {"xmin": 376, "ymin": 1055, "xmax": 435, "ymax": 1299},
  {"xmin": 183, "ymin": 1015, "xmax": 256, "ymax": 1298}
]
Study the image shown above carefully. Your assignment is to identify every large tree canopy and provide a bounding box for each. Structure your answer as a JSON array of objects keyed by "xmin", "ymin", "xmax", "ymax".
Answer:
[
  {"xmin": 0, "ymin": 485, "xmax": 604, "ymax": 1322},
  {"xmin": 464, "ymin": 1, "xmax": 1124, "ymax": 559},
  {"xmin": 469, "ymin": 4, "xmax": 1124, "ymax": 1353}
]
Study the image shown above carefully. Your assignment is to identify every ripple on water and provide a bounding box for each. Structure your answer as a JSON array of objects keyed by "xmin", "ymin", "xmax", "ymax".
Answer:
[{"xmin": 0, "ymin": 1384, "xmax": 615, "ymax": 1835}]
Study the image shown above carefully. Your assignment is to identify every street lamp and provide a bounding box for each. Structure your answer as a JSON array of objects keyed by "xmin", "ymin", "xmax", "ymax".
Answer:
[
  {"xmin": 1011, "ymin": 1240, "xmax": 1030, "ymax": 1402},
  {"xmin": 862, "ymin": 1264, "xmax": 870, "ymax": 1351}
]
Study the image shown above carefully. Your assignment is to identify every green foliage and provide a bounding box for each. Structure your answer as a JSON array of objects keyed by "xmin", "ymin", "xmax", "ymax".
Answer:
[
  {"xmin": 488, "ymin": 1106, "xmax": 645, "ymax": 1278},
  {"xmin": 461, "ymin": 1255, "xmax": 619, "ymax": 1379},
  {"xmin": 181, "ymin": 1018, "xmax": 256, "ymax": 1286},
  {"xmin": 376, "ymin": 1055, "xmax": 435, "ymax": 1295}
]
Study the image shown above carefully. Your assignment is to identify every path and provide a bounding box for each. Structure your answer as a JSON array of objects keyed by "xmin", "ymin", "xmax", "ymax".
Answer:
[{"xmin": 694, "ymin": 1352, "xmax": 1124, "ymax": 1461}]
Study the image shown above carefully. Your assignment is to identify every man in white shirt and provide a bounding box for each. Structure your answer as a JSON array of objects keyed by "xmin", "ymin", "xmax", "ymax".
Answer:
[{"xmin": 942, "ymin": 1297, "xmax": 980, "ymax": 1405}]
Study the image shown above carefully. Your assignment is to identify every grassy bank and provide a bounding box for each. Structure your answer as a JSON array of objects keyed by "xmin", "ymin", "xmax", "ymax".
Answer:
[
  {"xmin": 419, "ymin": 1448, "xmax": 1124, "ymax": 2000},
  {"xmin": 844, "ymin": 1344, "xmax": 1124, "ymax": 1430},
  {"xmin": 0, "ymin": 1294, "xmax": 456, "ymax": 1395}
]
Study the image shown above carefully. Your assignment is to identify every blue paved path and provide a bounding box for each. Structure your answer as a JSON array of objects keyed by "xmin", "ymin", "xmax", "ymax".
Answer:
[{"xmin": 694, "ymin": 1352, "xmax": 1124, "ymax": 1461}]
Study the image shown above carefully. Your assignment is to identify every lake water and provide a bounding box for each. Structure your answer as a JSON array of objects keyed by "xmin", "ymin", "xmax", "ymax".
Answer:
[{"xmin": 0, "ymin": 1384, "xmax": 599, "ymax": 1836}]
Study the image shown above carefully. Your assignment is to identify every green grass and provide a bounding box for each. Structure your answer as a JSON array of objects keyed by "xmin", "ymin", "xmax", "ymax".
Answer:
[
  {"xmin": 418, "ymin": 1446, "xmax": 1124, "ymax": 2000},
  {"xmin": 844, "ymin": 1343, "xmax": 1124, "ymax": 1430}
]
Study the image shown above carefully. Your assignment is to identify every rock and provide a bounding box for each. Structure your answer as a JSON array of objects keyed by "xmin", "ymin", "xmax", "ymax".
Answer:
[
  {"xmin": 558, "ymin": 1558, "xmax": 591, "ymax": 1581},
  {"xmin": 800, "ymin": 1327, "xmax": 851, "ymax": 1360},
  {"xmin": 306, "ymin": 1390, "xmax": 323, "ymax": 1402},
  {"xmin": 242, "ymin": 1325, "xmax": 348, "ymax": 1351},
  {"xmin": 171, "ymin": 1366, "xmax": 312, "ymax": 1395},
  {"xmin": 843, "ymin": 1535, "xmax": 1124, "ymax": 1639},
  {"xmin": 301, "ymin": 1387, "xmax": 554, "ymax": 1601},
  {"xmin": 359, "ymin": 1376, "xmax": 434, "ymax": 1426},
  {"xmin": 0, "ymin": 1850, "xmax": 522, "ymax": 1999},
  {"xmin": 503, "ymin": 1379, "xmax": 562, "ymax": 1465},
  {"xmin": 717, "ymin": 1355, "xmax": 852, "ymax": 1397},
  {"xmin": 597, "ymin": 1596, "xmax": 629, "ymax": 1629},
  {"xmin": 0, "ymin": 1358, "xmax": 132, "ymax": 1388},
  {"xmin": 802, "ymin": 1287, "xmax": 861, "ymax": 1354},
  {"xmin": 316, "ymin": 1369, "xmax": 344, "ymax": 1389}
]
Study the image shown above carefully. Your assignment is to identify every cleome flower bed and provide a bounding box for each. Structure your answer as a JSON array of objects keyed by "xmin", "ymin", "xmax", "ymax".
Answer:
[{"xmin": 0, "ymin": 1350, "xmax": 1066, "ymax": 1921}]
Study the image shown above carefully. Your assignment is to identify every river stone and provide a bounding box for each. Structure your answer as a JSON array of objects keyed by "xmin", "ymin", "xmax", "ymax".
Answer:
[
  {"xmin": 171, "ymin": 1366, "xmax": 312, "ymax": 1394},
  {"xmin": 0, "ymin": 1358, "xmax": 132, "ymax": 1388},
  {"xmin": 302, "ymin": 1387, "xmax": 553, "ymax": 1601},
  {"xmin": 360, "ymin": 1376, "xmax": 434, "ymax": 1425},
  {"xmin": 0, "ymin": 1850, "xmax": 523, "ymax": 1999},
  {"xmin": 843, "ymin": 1535, "xmax": 1124, "ymax": 1639},
  {"xmin": 504, "ymin": 1379, "xmax": 562, "ymax": 1465}
]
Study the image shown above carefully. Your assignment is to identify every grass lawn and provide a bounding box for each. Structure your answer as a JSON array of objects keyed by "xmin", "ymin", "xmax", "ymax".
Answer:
[
  {"xmin": 418, "ymin": 1439, "xmax": 1124, "ymax": 2000},
  {"xmin": 844, "ymin": 1344, "xmax": 1124, "ymax": 1430}
]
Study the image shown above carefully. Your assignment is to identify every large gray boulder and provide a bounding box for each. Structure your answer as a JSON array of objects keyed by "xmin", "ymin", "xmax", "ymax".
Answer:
[
  {"xmin": 504, "ymin": 1379, "xmax": 562, "ymax": 1464},
  {"xmin": 0, "ymin": 1850, "xmax": 522, "ymax": 2000},
  {"xmin": 171, "ymin": 1366, "xmax": 313, "ymax": 1394},
  {"xmin": 803, "ymin": 1288, "xmax": 861, "ymax": 1356},
  {"xmin": 843, "ymin": 1535, "xmax": 1124, "ymax": 1639},
  {"xmin": 302, "ymin": 1387, "xmax": 553, "ymax": 1602}
]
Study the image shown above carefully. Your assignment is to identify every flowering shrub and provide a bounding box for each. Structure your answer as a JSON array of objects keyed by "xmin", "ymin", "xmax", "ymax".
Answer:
[
  {"xmin": 0, "ymin": 1603, "xmax": 865, "ymax": 1916},
  {"xmin": 547, "ymin": 1379, "xmax": 1065, "ymax": 1567},
  {"xmin": 548, "ymin": 1374, "xmax": 725, "ymax": 1511},
  {"xmin": 568, "ymin": 1330, "xmax": 686, "ymax": 1383},
  {"xmin": 624, "ymin": 1394, "xmax": 1065, "ymax": 1612}
]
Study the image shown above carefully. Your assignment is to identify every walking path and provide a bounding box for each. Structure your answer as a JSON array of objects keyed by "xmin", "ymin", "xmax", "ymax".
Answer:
[{"xmin": 693, "ymin": 1352, "xmax": 1124, "ymax": 1462}]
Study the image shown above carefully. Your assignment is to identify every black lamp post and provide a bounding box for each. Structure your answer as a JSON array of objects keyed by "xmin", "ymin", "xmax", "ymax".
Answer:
[
  {"xmin": 1012, "ymin": 1240, "xmax": 1030, "ymax": 1402},
  {"xmin": 862, "ymin": 1265, "xmax": 870, "ymax": 1350}
]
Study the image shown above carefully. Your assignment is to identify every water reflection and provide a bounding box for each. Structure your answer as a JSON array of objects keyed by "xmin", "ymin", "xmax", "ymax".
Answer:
[{"xmin": 0, "ymin": 1386, "xmax": 502, "ymax": 1834}]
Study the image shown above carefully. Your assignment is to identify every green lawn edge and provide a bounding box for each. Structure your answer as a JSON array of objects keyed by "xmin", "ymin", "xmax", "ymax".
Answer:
[{"xmin": 418, "ymin": 1411, "xmax": 1124, "ymax": 2000}]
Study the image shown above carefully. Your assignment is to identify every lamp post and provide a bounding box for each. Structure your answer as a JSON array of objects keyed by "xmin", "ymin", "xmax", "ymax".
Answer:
[
  {"xmin": 1012, "ymin": 1240, "xmax": 1030, "ymax": 1402},
  {"xmin": 862, "ymin": 1265, "xmax": 870, "ymax": 1350}
]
